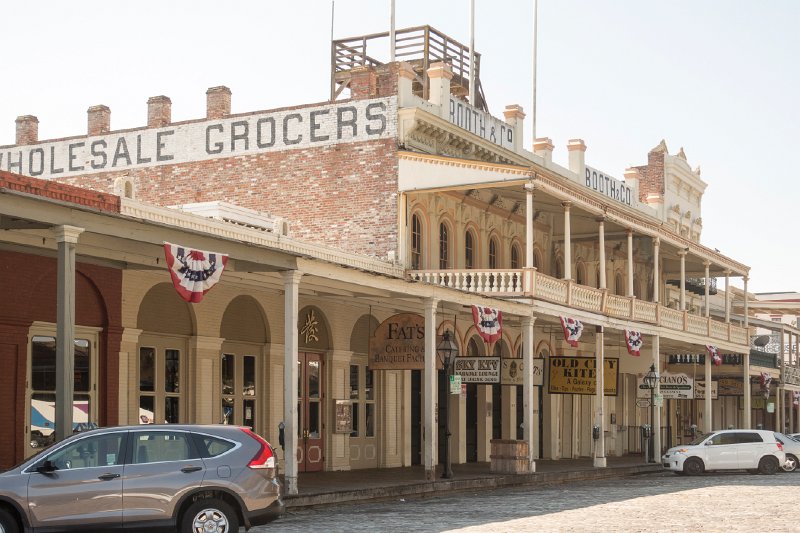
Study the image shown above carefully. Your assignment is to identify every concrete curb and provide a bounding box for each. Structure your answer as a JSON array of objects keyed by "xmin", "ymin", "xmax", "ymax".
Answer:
[{"xmin": 285, "ymin": 464, "xmax": 663, "ymax": 509}]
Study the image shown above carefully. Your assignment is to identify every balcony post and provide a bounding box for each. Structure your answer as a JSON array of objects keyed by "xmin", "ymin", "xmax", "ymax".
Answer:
[
  {"xmin": 704, "ymin": 261, "xmax": 711, "ymax": 318},
  {"xmin": 597, "ymin": 217, "xmax": 607, "ymax": 290},
  {"xmin": 524, "ymin": 181, "xmax": 536, "ymax": 296},
  {"xmin": 678, "ymin": 249, "xmax": 688, "ymax": 311},
  {"xmin": 522, "ymin": 314, "xmax": 538, "ymax": 468},
  {"xmin": 652, "ymin": 237, "xmax": 660, "ymax": 304},
  {"xmin": 562, "ymin": 201, "xmax": 572, "ymax": 280},
  {"xmin": 594, "ymin": 325, "xmax": 606, "ymax": 468},
  {"xmin": 423, "ymin": 297, "xmax": 439, "ymax": 480},
  {"xmin": 704, "ymin": 344, "xmax": 712, "ymax": 433},
  {"xmin": 743, "ymin": 276, "xmax": 749, "ymax": 328},
  {"xmin": 653, "ymin": 335, "xmax": 661, "ymax": 463},
  {"xmin": 626, "ymin": 229, "xmax": 634, "ymax": 297},
  {"xmin": 743, "ymin": 351, "xmax": 751, "ymax": 428},
  {"xmin": 724, "ymin": 270, "xmax": 731, "ymax": 323}
]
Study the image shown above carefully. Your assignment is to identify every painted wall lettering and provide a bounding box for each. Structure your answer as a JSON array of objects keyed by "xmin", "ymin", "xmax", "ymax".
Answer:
[
  {"xmin": 0, "ymin": 97, "xmax": 397, "ymax": 179},
  {"xmin": 448, "ymin": 97, "xmax": 514, "ymax": 150},
  {"xmin": 585, "ymin": 165, "xmax": 633, "ymax": 206}
]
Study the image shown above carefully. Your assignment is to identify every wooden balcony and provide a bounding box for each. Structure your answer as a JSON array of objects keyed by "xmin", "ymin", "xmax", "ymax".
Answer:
[{"xmin": 408, "ymin": 268, "xmax": 748, "ymax": 345}]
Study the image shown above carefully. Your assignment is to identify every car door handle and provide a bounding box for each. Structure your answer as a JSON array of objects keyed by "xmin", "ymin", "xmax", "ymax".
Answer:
[
  {"xmin": 181, "ymin": 466, "xmax": 203, "ymax": 473},
  {"xmin": 98, "ymin": 473, "xmax": 121, "ymax": 481}
]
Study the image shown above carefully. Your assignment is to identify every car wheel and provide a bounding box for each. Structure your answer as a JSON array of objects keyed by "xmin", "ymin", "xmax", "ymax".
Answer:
[
  {"xmin": 683, "ymin": 457, "xmax": 704, "ymax": 475},
  {"xmin": 0, "ymin": 508, "xmax": 20, "ymax": 533},
  {"xmin": 181, "ymin": 499, "xmax": 239, "ymax": 533},
  {"xmin": 782, "ymin": 454, "xmax": 798, "ymax": 473},
  {"xmin": 758, "ymin": 456, "xmax": 780, "ymax": 475}
]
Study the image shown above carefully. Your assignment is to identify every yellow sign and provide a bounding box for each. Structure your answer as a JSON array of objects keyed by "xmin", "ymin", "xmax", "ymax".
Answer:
[
  {"xmin": 718, "ymin": 377, "xmax": 744, "ymax": 396},
  {"xmin": 547, "ymin": 356, "xmax": 618, "ymax": 396}
]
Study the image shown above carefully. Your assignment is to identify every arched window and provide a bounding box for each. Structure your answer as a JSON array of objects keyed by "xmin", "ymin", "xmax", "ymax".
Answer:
[
  {"xmin": 411, "ymin": 213, "xmax": 423, "ymax": 270},
  {"xmin": 439, "ymin": 222, "xmax": 449, "ymax": 269},
  {"xmin": 465, "ymin": 230, "xmax": 475, "ymax": 269},
  {"xmin": 555, "ymin": 257, "xmax": 564, "ymax": 279},
  {"xmin": 596, "ymin": 267, "xmax": 602, "ymax": 289},
  {"xmin": 633, "ymin": 275, "xmax": 642, "ymax": 299},
  {"xmin": 489, "ymin": 237, "xmax": 499, "ymax": 269},
  {"xmin": 615, "ymin": 272, "xmax": 625, "ymax": 296},
  {"xmin": 510, "ymin": 244, "xmax": 520, "ymax": 269},
  {"xmin": 576, "ymin": 262, "xmax": 587, "ymax": 286},
  {"xmin": 533, "ymin": 249, "xmax": 542, "ymax": 270},
  {"xmin": 467, "ymin": 337, "xmax": 483, "ymax": 356}
]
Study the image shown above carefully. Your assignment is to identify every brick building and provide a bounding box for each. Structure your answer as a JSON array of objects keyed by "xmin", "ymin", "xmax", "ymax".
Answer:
[{"xmin": 2, "ymin": 26, "xmax": 789, "ymax": 494}]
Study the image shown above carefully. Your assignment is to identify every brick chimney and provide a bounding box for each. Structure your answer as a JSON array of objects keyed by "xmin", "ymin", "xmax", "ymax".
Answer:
[
  {"xmin": 206, "ymin": 86, "xmax": 231, "ymax": 119},
  {"xmin": 87, "ymin": 105, "xmax": 111, "ymax": 136},
  {"xmin": 15, "ymin": 115, "xmax": 39, "ymax": 145},
  {"xmin": 349, "ymin": 66, "xmax": 377, "ymax": 100},
  {"xmin": 147, "ymin": 95, "xmax": 172, "ymax": 127}
]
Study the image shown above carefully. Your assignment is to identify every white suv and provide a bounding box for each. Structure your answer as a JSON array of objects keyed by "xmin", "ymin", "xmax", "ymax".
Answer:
[{"xmin": 662, "ymin": 429, "xmax": 786, "ymax": 475}]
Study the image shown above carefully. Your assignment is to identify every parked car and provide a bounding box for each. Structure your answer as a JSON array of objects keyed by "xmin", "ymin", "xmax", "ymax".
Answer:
[
  {"xmin": 0, "ymin": 424, "xmax": 283, "ymax": 532},
  {"xmin": 662, "ymin": 429, "xmax": 786, "ymax": 475},
  {"xmin": 775, "ymin": 433, "xmax": 800, "ymax": 472}
]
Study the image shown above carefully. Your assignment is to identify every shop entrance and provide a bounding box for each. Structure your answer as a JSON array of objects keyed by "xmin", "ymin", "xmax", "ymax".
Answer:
[
  {"xmin": 466, "ymin": 384, "xmax": 478, "ymax": 462},
  {"xmin": 297, "ymin": 352, "xmax": 324, "ymax": 472}
]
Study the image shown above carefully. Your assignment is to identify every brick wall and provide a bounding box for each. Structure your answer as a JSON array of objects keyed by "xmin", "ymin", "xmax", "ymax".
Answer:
[
  {"xmin": 0, "ymin": 170, "xmax": 120, "ymax": 213},
  {"xmin": 0, "ymin": 250, "xmax": 122, "ymax": 467},
  {"xmin": 633, "ymin": 147, "xmax": 665, "ymax": 202},
  {"xmin": 56, "ymin": 138, "xmax": 399, "ymax": 260}
]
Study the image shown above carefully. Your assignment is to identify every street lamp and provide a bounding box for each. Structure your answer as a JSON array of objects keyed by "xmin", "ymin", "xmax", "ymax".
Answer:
[
  {"xmin": 642, "ymin": 364, "xmax": 658, "ymax": 463},
  {"xmin": 437, "ymin": 330, "xmax": 459, "ymax": 479}
]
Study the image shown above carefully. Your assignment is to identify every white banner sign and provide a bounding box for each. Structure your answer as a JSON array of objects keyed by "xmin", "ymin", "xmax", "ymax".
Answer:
[
  {"xmin": 454, "ymin": 356, "xmax": 501, "ymax": 384},
  {"xmin": 637, "ymin": 371, "xmax": 694, "ymax": 400},
  {"xmin": 500, "ymin": 358, "xmax": 544, "ymax": 386}
]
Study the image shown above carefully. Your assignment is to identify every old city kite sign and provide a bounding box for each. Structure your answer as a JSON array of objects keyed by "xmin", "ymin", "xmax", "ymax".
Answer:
[{"xmin": 163, "ymin": 242, "xmax": 228, "ymax": 303}]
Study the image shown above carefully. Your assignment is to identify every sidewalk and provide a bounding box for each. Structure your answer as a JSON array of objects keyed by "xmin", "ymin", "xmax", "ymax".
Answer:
[{"xmin": 284, "ymin": 455, "xmax": 663, "ymax": 509}]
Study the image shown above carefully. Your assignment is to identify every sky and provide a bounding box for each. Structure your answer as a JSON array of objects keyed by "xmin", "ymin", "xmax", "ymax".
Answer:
[{"xmin": 1, "ymin": 0, "xmax": 798, "ymax": 293}]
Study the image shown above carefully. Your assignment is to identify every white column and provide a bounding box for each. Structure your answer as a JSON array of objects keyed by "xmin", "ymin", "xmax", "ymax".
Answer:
[
  {"xmin": 678, "ymin": 249, "xmax": 687, "ymax": 311},
  {"xmin": 594, "ymin": 325, "xmax": 606, "ymax": 468},
  {"xmin": 652, "ymin": 237, "xmax": 660, "ymax": 304},
  {"xmin": 562, "ymin": 201, "xmax": 572, "ymax": 280},
  {"xmin": 744, "ymin": 352, "xmax": 751, "ymax": 429},
  {"xmin": 282, "ymin": 270, "xmax": 303, "ymax": 495},
  {"xmin": 743, "ymin": 276, "xmax": 749, "ymax": 328},
  {"xmin": 53, "ymin": 225, "xmax": 84, "ymax": 443},
  {"xmin": 724, "ymin": 271, "xmax": 731, "ymax": 323},
  {"xmin": 704, "ymin": 261, "xmax": 711, "ymax": 318},
  {"xmin": 776, "ymin": 387, "xmax": 782, "ymax": 432},
  {"xmin": 522, "ymin": 314, "xmax": 537, "ymax": 470},
  {"xmin": 423, "ymin": 297, "xmax": 439, "ymax": 480},
  {"xmin": 652, "ymin": 335, "xmax": 661, "ymax": 461},
  {"xmin": 597, "ymin": 218, "xmax": 606, "ymax": 290},
  {"xmin": 525, "ymin": 182, "xmax": 535, "ymax": 267},
  {"xmin": 626, "ymin": 229, "xmax": 634, "ymax": 297},
  {"xmin": 704, "ymin": 347, "xmax": 712, "ymax": 433}
]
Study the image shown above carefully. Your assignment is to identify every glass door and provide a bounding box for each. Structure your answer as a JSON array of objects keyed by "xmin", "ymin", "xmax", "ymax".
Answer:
[{"xmin": 297, "ymin": 352, "xmax": 324, "ymax": 472}]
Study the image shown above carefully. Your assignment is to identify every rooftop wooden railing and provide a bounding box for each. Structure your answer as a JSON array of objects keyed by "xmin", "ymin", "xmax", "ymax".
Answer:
[{"xmin": 408, "ymin": 267, "xmax": 748, "ymax": 345}]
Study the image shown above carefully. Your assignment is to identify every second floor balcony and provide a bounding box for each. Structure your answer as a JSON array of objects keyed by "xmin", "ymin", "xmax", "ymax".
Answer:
[{"xmin": 408, "ymin": 267, "xmax": 748, "ymax": 346}]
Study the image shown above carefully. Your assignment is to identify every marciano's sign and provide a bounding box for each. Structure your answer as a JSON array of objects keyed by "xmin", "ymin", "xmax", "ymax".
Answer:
[
  {"xmin": 368, "ymin": 313, "xmax": 426, "ymax": 370},
  {"xmin": 0, "ymin": 97, "xmax": 396, "ymax": 179},
  {"xmin": 548, "ymin": 356, "xmax": 619, "ymax": 396}
]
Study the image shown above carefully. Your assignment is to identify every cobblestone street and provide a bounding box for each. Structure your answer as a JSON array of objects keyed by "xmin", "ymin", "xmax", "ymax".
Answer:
[{"xmin": 256, "ymin": 471, "xmax": 800, "ymax": 532}]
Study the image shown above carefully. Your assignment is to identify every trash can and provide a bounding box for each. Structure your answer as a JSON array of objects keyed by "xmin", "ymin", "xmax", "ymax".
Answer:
[{"xmin": 490, "ymin": 439, "xmax": 530, "ymax": 474}]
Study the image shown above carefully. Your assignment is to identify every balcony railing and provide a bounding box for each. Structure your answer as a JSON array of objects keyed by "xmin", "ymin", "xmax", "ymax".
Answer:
[{"xmin": 408, "ymin": 268, "xmax": 748, "ymax": 345}]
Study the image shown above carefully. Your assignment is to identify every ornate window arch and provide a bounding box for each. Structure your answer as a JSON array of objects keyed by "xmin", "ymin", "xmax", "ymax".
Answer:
[
  {"xmin": 510, "ymin": 242, "xmax": 521, "ymax": 269},
  {"xmin": 439, "ymin": 221, "xmax": 451, "ymax": 269},
  {"xmin": 411, "ymin": 212, "xmax": 424, "ymax": 270},
  {"xmin": 465, "ymin": 229, "xmax": 477, "ymax": 269},
  {"xmin": 488, "ymin": 235, "xmax": 500, "ymax": 269}
]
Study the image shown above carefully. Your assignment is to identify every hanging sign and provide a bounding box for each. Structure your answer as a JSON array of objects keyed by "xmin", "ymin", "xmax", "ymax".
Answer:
[
  {"xmin": 718, "ymin": 377, "xmax": 744, "ymax": 396},
  {"xmin": 547, "ymin": 356, "xmax": 618, "ymax": 396},
  {"xmin": 637, "ymin": 371, "xmax": 693, "ymax": 399},
  {"xmin": 500, "ymin": 358, "xmax": 544, "ymax": 386},
  {"xmin": 368, "ymin": 313, "xmax": 426, "ymax": 370},
  {"xmin": 454, "ymin": 357, "xmax": 500, "ymax": 383},
  {"xmin": 695, "ymin": 380, "xmax": 719, "ymax": 400}
]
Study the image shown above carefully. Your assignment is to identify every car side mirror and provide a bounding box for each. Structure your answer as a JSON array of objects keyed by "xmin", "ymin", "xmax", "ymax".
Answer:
[{"xmin": 36, "ymin": 460, "xmax": 57, "ymax": 474}]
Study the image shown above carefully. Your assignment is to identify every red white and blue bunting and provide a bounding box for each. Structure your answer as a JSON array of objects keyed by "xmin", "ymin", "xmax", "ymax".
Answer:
[
  {"xmin": 760, "ymin": 372, "xmax": 772, "ymax": 390},
  {"xmin": 471, "ymin": 305, "xmax": 503, "ymax": 343},
  {"xmin": 625, "ymin": 329, "xmax": 643, "ymax": 356},
  {"xmin": 705, "ymin": 345, "xmax": 721, "ymax": 366},
  {"xmin": 794, "ymin": 392, "xmax": 800, "ymax": 407},
  {"xmin": 163, "ymin": 242, "xmax": 229, "ymax": 303},
  {"xmin": 559, "ymin": 316, "xmax": 584, "ymax": 348}
]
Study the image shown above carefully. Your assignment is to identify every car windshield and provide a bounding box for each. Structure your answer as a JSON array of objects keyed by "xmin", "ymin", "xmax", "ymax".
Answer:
[{"xmin": 687, "ymin": 433, "xmax": 708, "ymax": 445}]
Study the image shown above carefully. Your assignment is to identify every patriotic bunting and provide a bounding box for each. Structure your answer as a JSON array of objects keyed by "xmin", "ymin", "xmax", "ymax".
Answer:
[
  {"xmin": 705, "ymin": 345, "xmax": 721, "ymax": 366},
  {"xmin": 559, "ymin": 316, "xmax": 584, "ymax": 348},
  {"xmin": 625, "ymin": 329, "xmax": 643, "ymax": 356},
  {"xmin": 471, "ymin": 305, "xmax": 503, "ymax": 343},
  {"xmin": 760, "ymin": 372, "xmax": 772, "ymax": 389},
  {"xmin": 794, "ymin": 392, "xmax": 800, "ymax": 407},
  {"xmin": 163, "ymin": 242, "xmax": 229, "ymax": 303}
]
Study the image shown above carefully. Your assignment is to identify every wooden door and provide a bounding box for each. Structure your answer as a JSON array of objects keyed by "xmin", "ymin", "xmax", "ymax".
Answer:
[{"xmin": 297, "ymin": 352, "xmax": 324, "ymax": 472}]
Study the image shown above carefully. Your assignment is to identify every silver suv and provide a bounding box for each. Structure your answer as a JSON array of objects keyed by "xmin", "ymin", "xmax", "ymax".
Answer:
[{"xmin": 0, "ymin": 424, "xmax": 283, "ymax": 532}]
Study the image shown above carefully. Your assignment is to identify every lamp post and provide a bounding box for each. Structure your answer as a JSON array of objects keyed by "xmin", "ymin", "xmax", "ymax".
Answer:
[
  {"xmin": 437, "ymin": 330, "xmax": 458, "ymax": 479},
  {"xmin": 643, "ymin": 364, "xmax": 658, "ymax": 463}
]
